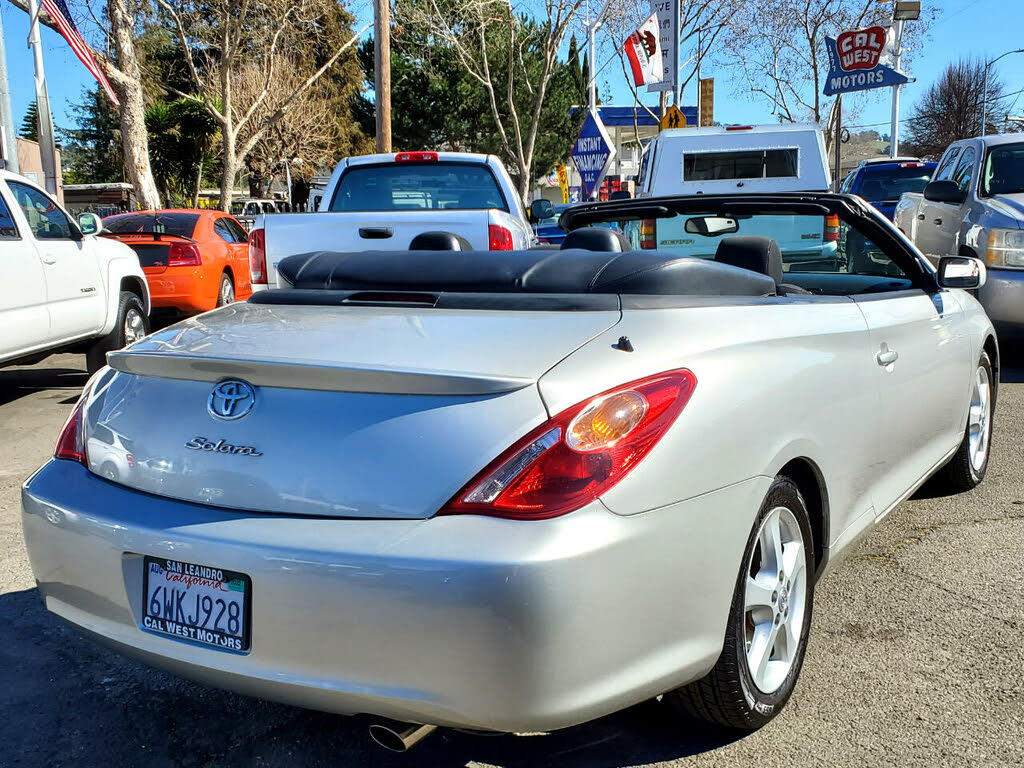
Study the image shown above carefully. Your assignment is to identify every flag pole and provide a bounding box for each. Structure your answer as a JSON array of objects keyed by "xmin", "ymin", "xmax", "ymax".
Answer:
[{"xmin": 26, "ymin": 0, "xmax": 59, "ymax": 194}]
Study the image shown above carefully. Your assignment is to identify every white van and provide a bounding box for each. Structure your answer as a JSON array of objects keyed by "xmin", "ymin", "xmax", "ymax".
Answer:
[{"xmin": 632, "ymin": 124, "xmax": 837, "ymax": 268}]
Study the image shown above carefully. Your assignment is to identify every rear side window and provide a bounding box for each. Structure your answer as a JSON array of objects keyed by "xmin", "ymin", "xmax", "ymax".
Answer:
[
  {"xmin": 683, "ymin": 149, "xmax": 798, "ymax": 181},
  {"xmin": 330, "ymin": 163, "xmax": 508, "ymax": 212},
  {"xmin": 105, "ymin": 213, "xmax": 199, "ymax": 238},
  {"xmin": 0, "ymin": 190, "xmax": 19, "ymax": 238},
  {"xmin": 214, "ymin": 218, "xmax": 245, "ymax": 243},
  {"xmin": 223, "ymin": 217, "xmax": 248, "ymax": 241}
]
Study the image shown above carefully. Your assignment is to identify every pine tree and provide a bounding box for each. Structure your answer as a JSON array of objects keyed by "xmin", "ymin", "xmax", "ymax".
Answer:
[{"xmin": 20, "ymin": 101, "xmax": 38, "ymax": 142}]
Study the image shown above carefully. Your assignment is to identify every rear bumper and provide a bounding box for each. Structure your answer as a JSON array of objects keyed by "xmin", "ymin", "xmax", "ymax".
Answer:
[
  {"xmin": 145, "ymin": 268, "xmax": 215, "ymax": 313},
  {"xmin": 979, "ymin": 268, "xmax": 1024, "ymax": 339},
  {"xmin": 21, "ymin": 460, "xmax": 767, "ymax": 732}
]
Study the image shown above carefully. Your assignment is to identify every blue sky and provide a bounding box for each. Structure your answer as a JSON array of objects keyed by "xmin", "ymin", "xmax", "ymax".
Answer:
[{"xmin": 2, "ymin": 0, "xmax": 1022, "ymax": 141}]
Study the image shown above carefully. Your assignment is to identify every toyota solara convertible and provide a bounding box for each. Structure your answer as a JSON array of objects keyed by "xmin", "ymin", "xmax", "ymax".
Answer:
[{"xmin": 22, "ymin": 193, "xmax": 996, "ymax": 746}]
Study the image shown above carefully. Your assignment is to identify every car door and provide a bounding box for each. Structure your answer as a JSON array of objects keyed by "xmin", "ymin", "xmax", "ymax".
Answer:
[
  {"xmin": 0, "ymin": 183, "xmax": 49, "ymax": 361},
  {"xmin": 914, "ymin": 145, "xmax": 965, "ymax": 259},
  {"xmin": 7, "ymin": 180, "xmax": 105, "ymax": 344},
  {"xmin": 846, "ymin": 222, "xmax": 973, "ymax": 518}
]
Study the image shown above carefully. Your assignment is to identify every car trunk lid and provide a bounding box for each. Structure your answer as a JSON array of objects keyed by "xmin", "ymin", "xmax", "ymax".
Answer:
[{"xmin": 84, "ymin": 302, "xmax": 620, "ymax": 519}]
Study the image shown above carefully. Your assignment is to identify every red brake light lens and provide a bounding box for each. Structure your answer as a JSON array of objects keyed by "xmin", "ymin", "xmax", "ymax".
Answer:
[
  {"xmin": 823, "ymin": 214, "xmax": 840, "ymax": 242},
  {"xmin": 640, "ymin": 219, "xmax": 656, "ymax": 249},
  {"xmin": 249, "ymin": 228, "xmax": 267, "ymax": 285},
  {"xmin": 488, "ymin": 224, "xmax": 514, "ymax": 251},
  {"xmin": 395, "ymin": 151, "xmax": 438, "ymax": 163},
  {"xmin": 167, "ymin": 242, "xmax": 202, "ymax": 267},
  {"xmin": 440, "ymin": 369, "xmax": 697, "ymax": 519},
  {"xmin": 54, "ymin": 394, "xmax": 88, "ymax": 465},
  {"xmin": 725, "ymin": 125, "xmax": 753, "ymax": 131}
]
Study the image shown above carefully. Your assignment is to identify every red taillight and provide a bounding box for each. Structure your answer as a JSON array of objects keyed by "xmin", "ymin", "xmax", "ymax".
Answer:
[
  {"xmin": 640, "ymin": 219, "xmax": 656, "ymax": 249},
  {"xmin": 898, "ymin": 162, "xmax": 924, "ymax": 167},
  {"xmin": 249, "ymin": 228, "xmax": 267, "ymax": 285},
  {"xmin": 54, "ymin": 395, "xmax": 87, "ymax": 465},
  {"xmin": 395, "ymin": 151, "xmax": 438, "ymax": 163},
  {"xmin": 488, "ymin": 224, "xmax": 514, "ymax": 251},
  {"xmin": 440, "ymin": 369, "xmax": 697, "ymax": 519},
  {"xmin": 824, "ymin": 214, "xmax": 840, "ymax": 242},
  {"xmin": 725, "ymin": 125, "xmax": 753, "ymax": 131},
  {"xmin": 167, "ymin": 242, "xmax": 202, "ymax": 267}
]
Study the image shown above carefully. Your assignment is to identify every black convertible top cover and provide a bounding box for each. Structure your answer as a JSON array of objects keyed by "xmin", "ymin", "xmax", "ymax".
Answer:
[{"xmin": 274, "ymin": 248, "xmax": 776, "ymax": 297}]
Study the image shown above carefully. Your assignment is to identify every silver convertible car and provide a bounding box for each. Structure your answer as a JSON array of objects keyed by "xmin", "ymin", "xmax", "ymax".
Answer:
[{"xmin": 22, "ymin": 193, "xmax": 996, "ymax": 747}]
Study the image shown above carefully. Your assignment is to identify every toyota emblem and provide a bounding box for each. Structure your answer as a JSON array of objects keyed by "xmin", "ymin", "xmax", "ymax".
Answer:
[{"xmin": 208, "ymin": 380, "xmax": 256, "ymax": 420}]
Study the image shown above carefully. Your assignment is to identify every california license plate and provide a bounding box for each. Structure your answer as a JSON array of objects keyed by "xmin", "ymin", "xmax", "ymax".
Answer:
[{"xmin": 142, "ymin": 557, "xmax": 251, "ymax": 652}]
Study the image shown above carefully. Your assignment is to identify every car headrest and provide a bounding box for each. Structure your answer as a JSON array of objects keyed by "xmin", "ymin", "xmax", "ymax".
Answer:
[
  {"xmin": 560, "ymin": 227, "xmax": 631, "ymax": 252},
  {"xmin": 409, "ymin": 231, "xmax": 472, "ymax": 251},
  {"xmin": 715, "ymin": 236, "xmax": 783, "ymax": 286}
]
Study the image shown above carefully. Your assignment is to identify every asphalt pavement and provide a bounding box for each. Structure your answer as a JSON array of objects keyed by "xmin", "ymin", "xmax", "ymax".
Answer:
[{"xmin": 1, "ymin": 353, "xmax": 1021, "ymax": 768}]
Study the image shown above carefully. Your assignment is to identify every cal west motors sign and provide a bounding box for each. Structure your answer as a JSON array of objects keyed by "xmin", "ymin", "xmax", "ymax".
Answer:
[{"xmin": 824, "ymin": 25, "xmax": 912, "ymax": 96}]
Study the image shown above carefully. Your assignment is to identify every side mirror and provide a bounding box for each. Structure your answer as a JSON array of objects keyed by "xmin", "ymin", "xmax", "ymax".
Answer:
[
  {"xmin": 937, "ymin": 256, "xmax": 986, "ymax": 289},
  {"xmin": 78, "ymin": 212, "xmax": 103, "ymax": 235},
  {"xmin": 923, "ymin": 180, "xmax": 967, "ymax": 206},
  {"xmin": 529, "ymin": 198, "xmax": 555, "ymax": 223}
]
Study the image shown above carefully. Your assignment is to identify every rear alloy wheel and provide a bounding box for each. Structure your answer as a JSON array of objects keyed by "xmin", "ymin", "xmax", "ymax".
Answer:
[
  {"xmin": 668, "ymin": 476, "xmax": 814, "ymax": 730},
  {"xmin": 934, "ymin": 351, "xmax": 994, "ymax": 492},
  {"xmin": 217, "ymin": 273, "xmax": 235, "ymax": 307}
]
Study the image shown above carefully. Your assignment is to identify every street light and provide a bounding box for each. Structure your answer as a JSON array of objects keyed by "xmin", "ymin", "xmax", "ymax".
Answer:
[
  {"xmin": 888, "ymin": 1, "xmax": 920, "ymax": 157},
  {"xmin": 982, "ymin": 49, "xmax": 1024, "ymax": 137}
]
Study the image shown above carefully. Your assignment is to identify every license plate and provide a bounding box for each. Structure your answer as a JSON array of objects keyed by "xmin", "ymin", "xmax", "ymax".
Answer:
[{"xmin": 142, "ymin": 557, "xmax": 251, "ymax": 652}]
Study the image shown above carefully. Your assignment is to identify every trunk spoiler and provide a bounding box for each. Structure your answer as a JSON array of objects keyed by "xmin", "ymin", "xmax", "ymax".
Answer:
[{"xmin": 106, "ymin": 350, "xmax": 534, "ymax": 396}]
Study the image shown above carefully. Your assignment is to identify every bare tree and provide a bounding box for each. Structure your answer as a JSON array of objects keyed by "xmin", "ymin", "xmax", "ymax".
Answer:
[
  {"xmin": 905, "ymin": 59, "xmax": 1004, "ymax": 159},
  {"xmin": 402, "ymin": 0, "xmax": 589, "ymax": 199},
  {"xmin": 9, "ymin": 0, "xmax": 162, "ymax": 208},
  {"xmin": 720, "ymin": 0, "xmax": 927, "ymax": 147},
  {"xmin": 155, "ymin": 0, "xmax": 368, "ymax": 210}
]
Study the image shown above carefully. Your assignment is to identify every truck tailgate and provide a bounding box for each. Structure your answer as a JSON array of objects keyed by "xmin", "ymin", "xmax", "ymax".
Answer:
[{"xmin": 259, "ymin": 211, "xmax": 493, "ymax": 288}]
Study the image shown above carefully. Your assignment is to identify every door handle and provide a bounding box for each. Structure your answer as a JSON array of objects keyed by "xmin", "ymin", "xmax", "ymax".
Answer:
[
  {"xmin": 41, "ymin": 256, "xmax": 57, "ymax": 265},
  {"xmin": 933, "ymin": 218, "xmax": 943, "ymax": 225},
  {"xmin": 359, "ymin": 226, "xmax": 393, "ymax": 239},
  {"xmin": 876, "ymin": 345, "xmax": 899, "ymax": 367},
  {"xmin": 917, "ymin": 214, "xmax": 925, "ymax": 220}
]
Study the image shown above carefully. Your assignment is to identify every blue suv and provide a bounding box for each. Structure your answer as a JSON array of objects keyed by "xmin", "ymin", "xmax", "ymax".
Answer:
[{"xmin": 840, "ymin": 159, "xmax": 936, "ymax": 221}]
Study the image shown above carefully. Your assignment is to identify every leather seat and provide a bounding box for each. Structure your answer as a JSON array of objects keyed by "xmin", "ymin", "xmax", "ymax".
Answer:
[
  {"xmin": 560, "ymin": 227, "xmax": 632, "ymax": 252},
  {"xmin": 714, "ymin": 236, "xmax": 809, "ymax": 296},
  {"xmin": 409, "ymin": 231, "xmax": 472, "ymax": 251}
]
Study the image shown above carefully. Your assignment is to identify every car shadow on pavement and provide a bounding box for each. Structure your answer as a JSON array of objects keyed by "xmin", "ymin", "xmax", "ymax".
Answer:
[
  {"xmin": 0, "ymin": 587, "xmax": 741, "ymax": 768},
  {"xmin": 0, "ymin": 366, "xmax": 88, "ymax": 407}
]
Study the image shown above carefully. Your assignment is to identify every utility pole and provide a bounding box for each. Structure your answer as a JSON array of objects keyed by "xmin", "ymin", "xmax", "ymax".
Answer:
[
  {"xmin": 982, "ymin": 49, "xmax": 1024, "ymax": 137},
  {"xmin": 26, "ymin": 0, "xmax": 58, "ymax": 194},
  {"xmin": 374, "ymin": 0, "xmax": 391, "ymax": 153},
  {"xmin": 0, "ymin": 11, "xmax": 19, "ymax": 173}
]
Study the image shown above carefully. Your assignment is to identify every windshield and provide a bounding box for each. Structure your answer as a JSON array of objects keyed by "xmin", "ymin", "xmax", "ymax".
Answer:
[
  {"xmin": 104, "ymin": 212, "xmax": 199, "ymax": 238},
  {"xmin": 854, "ymin": 165, "xmax": 934, "ymax": 202},
  {"xmin": 330, "ymin": 162, "xmax": 508, "ymax": 212},
  {"xmin": 982, "ymin": 142, "xmax": 1024, "ymax": 196}
]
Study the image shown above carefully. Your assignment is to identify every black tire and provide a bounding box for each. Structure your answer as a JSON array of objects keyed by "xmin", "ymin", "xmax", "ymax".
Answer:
[
  {"xmin": 86, "ymin": 291, "xmax": 149, "ymax": 374},
  {"xmin": 666, "ymin": 476, "xmax": 815, "ymax": 730},
  {"xmin": 99, "ymin": 462, "xmax": 118, "ymax": 481},
  {"xmin": 933, "ymin": 351, "xmax": 995, "ymax": 493},
  {"xmin": 216, "ymin": 272, "xmax": 235, "ymax": 307}
]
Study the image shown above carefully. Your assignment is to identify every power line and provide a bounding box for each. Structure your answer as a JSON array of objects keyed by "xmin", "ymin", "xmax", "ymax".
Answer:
[{"xmin": 844, "ymin": 87, "xmax": 1024, "ymax": 130}]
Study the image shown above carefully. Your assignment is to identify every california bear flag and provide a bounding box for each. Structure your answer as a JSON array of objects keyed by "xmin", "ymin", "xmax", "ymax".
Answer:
[{"xmin": 624, "ymin": 14, "xmax": 663, "ymax": 88}]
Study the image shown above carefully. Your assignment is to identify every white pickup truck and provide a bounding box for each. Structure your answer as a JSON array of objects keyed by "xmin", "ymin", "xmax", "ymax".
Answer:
[
  {"xmin": 248, "ymin": 152, "xmax": 535, "ymax": 290},
  {"xmin": 0, "ymin": 170, "xmax": 151, "ymax": 373}
]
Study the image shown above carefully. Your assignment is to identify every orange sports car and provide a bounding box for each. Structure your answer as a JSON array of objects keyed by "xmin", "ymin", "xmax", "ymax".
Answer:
[{"xmin": 103, "ymin": 209, "xmax": 252, "ymax": 315}]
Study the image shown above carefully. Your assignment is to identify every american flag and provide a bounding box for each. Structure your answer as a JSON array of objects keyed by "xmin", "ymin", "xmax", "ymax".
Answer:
[{"xmin": 39, "ymin": 0, "xmax": 119, "ymax": 105}]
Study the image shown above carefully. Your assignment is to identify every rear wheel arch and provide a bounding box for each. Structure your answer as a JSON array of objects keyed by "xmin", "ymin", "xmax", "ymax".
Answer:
[
  {"xmin": 777, "ymin": 458, "xmax": 829, "ymax": 581},
  {"xmin": 119, "ymin": 276, "xmax": 148, "ymax": 308},
  {"xmin": 983, "ymin": 335, "xmax": 999, "ymax": 398}
]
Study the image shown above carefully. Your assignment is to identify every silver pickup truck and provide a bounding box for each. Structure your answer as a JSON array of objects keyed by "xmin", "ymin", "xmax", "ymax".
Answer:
[{"xmin": 894, "ymin": 134, "xmax": 1024, "ymax": 340}]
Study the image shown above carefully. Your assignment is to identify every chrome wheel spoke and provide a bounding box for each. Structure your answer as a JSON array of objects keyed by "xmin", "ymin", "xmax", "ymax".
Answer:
[
  {"xmin": 744, "ymin": 575, "xmax": 776, "ymax": 613},
  {"xmin": 759, "ymin": 513, "xmax": 784, "ymax": 577},
  {"xmin": 968, "ymin": 365, "xmax": 991, "ymax": 471},
  {"xmin": 748, "ymin": 620, "xmax": 779, "ymax": 690}
]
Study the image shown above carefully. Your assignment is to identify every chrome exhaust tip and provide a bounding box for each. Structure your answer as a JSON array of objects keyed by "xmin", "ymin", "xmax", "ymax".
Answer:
[{"xmin": 368, "ymin": 721, "xmax": 437, "ymax": 752}]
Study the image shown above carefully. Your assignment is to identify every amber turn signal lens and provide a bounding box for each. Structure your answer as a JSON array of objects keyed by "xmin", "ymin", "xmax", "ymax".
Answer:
[{"xmin": 566, "ymin": 391, "xmax": 648, "ymax": 452}]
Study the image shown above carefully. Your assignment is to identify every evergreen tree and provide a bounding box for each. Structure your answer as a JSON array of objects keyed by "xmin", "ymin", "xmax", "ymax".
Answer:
[
  {"xmin": 20, "ymin": 101, "xmax": 38, "ymax": 142},
  {"xmin": 60, "ymin": 88, "xmax": 124, "ymax": 184}
]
